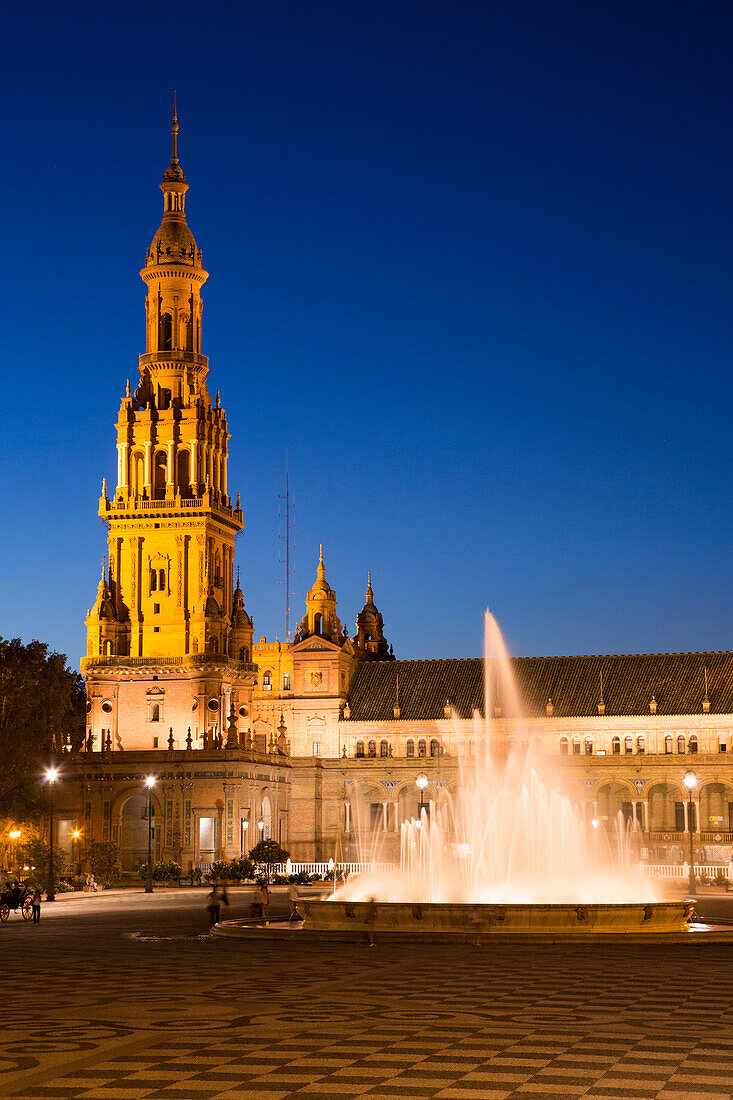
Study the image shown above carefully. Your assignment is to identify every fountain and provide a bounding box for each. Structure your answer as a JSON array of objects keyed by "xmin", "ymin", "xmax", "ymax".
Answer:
[
  {"xmin": 302, "ymin": 612, "xmax": 694, "ymax": 939},
  {"xmin": 215, "ymin": 611, "xmax": 731, "ymax": 942}
]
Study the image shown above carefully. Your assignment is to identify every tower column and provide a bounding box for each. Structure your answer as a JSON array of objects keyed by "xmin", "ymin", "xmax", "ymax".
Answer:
[
  {"xmin": 119, "ymin": 443, "xmax": 128, "ymax": 489},
  {"xmin": 167, "ymin": 440, "xmax": 176, "ymax": 498},
  {"xmin": 190, "ymin": 439, "xmax": 199, "ymax": 494}
]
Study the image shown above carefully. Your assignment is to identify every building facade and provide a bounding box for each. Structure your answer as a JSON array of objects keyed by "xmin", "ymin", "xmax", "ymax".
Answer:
[{"xmin": 53, "ymin": 115, "xmax": 733, "ymax": 873}]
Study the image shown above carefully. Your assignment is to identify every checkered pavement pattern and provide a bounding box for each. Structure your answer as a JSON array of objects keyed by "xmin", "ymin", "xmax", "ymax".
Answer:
[{"xmin": 5, "ymin": 904, "xmax": 733, "ymax": 1099}]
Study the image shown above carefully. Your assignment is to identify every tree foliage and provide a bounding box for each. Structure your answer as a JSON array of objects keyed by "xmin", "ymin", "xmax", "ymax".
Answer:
[
  {"xmin": 86, "ymin": 841, "xmax": 120, "ymax": 884},
  {"xmin": 0, "ymin": 637, "xmax": 85, "ymax": 817},
  {"xmin": 248, "ymin": 839, "xmax": 289, "ymax": 882},
  {"xmin": 18, "ymin": 825, "xmax": 68, "ymax": 889}
]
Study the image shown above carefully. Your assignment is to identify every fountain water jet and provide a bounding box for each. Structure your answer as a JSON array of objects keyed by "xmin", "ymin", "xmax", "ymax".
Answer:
[{"xmin": 304, "ymin": 611, "xmax": 694, "ymax": 936}]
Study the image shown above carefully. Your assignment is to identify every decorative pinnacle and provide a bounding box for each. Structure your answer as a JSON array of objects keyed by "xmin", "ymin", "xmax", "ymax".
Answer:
[
  {"xmin": 317, "ymin": 543, "xmax": 325, "ymax": 579},
  {"xmin": 171, "ymin": 91, "xmax": 178, "ymax": 165}
]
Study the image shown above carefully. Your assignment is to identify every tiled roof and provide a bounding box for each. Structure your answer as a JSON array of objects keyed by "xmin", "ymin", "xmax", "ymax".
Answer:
[{"xmin": 345, "ymin": 652, "xmax": 733, "ymax": 721}]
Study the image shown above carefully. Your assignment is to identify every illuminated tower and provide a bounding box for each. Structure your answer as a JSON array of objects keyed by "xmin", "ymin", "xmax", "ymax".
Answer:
[{"xmin": 83, "ymin": 106, "xmax": 254, "ymax": 751}]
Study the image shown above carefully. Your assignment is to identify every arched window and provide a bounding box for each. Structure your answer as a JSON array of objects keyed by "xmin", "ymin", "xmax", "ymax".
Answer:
[
  {"xmin": 158, "ymin": 568, "xmax": 165, "ymax": 591},
  {"xmin": 406, "ymin": 739, "xmax": 415, "ymax": 757},
  {"xmin": 430, "ymin": 738, "xmax": 440, "ymax": 757},
  {"xmin": 214, "ymin": 550, "xmax": 221, "ymax": 585},
  {"xmin": 380, "ymin": 740, "xmax": 389, "ymax": 757},
  {"xmin": 261, "ymin": 795, "xmax": 272, "ymax": 840},
  {"xmin": 637, "ymin": 735, "xmax": 645, "ymax": 755},
  {"xmin": 151, "ymin": 704, "xmax": 160, "ymax": 723},
  {"xmin": 368, "ymin": 740, "xmax": 377, "ymax": 757},
  {"xmin": 262, "ymin": 672, "xmax": 272, "ymax": 691},
  {"xmin": 356, "ymin": 740, "xmax": 365, "ymax": 758},
  {"xmin": 624, "ymin": 736, "xmax": 633, "ymax": 753},
  {"xmin": 585, "ymin": 739, "xmax": 593, "ymax": 755},
  {"xmin": 314, "ymin": 612, "xmax": 322, "ymax": 634},
  {"xmin": 665, "ymin": 735, "xmax": 673, "ymax": 754},
  {"xmin": 239, "ymin": 646, "xmax": 249, "ymax": 662},
  {"xmin": 677, "ymin": 735, "xmax": 686, "ymax": 754},
  {"xmin": 177, "ymin": 449, "xmax": 191, "ymax": 496},
  {"xmin": 133, "ymin": 452, "xmax": 144, "ymax": 497},
  {"xmin": 612, "ymin": 736, "xmax": 620, "ymax": 755},
  {"xmin": 418, "ymin": 739, "xmax": 427, "ymax": 757},
  {"xmin": 150, "ymin": 570, "xmax": 157, "ymax": 592},
  {"xmin": 689, "ymin": 734, "xmax": 698, "ymax": 754},
  {"xmin": 559, "ymin": 737, "xmax": 568, "ymax": 755},
  {"xmin": 160, "ymin": 312, "xmax": 172, "ymax": 350},
  {"xmin": 153, "ymin": 451, "xmax": 167, "ymax": 499},
  {"xmin": 572, "ymin": 738, "xmax": 581, "ymax": 755}
]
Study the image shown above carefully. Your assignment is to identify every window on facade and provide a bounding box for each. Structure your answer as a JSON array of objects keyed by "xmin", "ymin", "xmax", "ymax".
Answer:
[
  {"xmin": 207, "ymin": 698, "xmax": 219, "ymax": 712},
  {"xmin": 585, "ymin": 739, "xmax": 593, "ymax": 755},
  {"xmin": 637, "ymin": 736, "xmax": 645, "ymax": 755},
  {"xmin": 430, "ymin": 738, "xmax": 440, "ymax": 757},
  {"xmin": 719, "ymin": 735, "xmax": 728, "ymax": 753},
  {"xmin": 689, "ymin": 735, "xmax": 698, "ymax": 754},
  {"xmin": 674, "ymin": 802, "xmax": 685, "ymax": 831},
  {"xmin": 151, "ymin": 704, "xmax": 160, "ymax": 722},
  {"xmin": 314, "ymin": 613, "xmax": 322, "ymax": 634},
  {"xmin": 158, "ymin": 569, "xmax": 165, "ymax": 590},
  {"xmin": 406, "ymin": 739, "xmax": 415, "ymax": 757},
  {"xmin": 150, "ymin": 570, "xmax": 157, "ymax": 592},
  {"xmin": 153, "ymin": 737, "xmax": 158, "ymax": 748},
  {"xmin": 101, "ymin": 701, "xmax": 112, "ymax": 714},
  {"xmin": 418, "ymin": 739, "xmax": 427, "ymax": 757},
  {"xmin": 312, "ymin": 742, "xmax": 321, "ymax": 756},
  {"xmin": 239, "ymin": 647, "xmax": 247, "ymax": 662},
  {"xmin": 368, "ymin": 740, "xmax": 377, "ymax": 757},
  {"xmin": 612, "ymin": 736, "xmax": 620, "ymax": 755},
  {"xmin": 356, "ymin": 740, "xmax": 365, "ymax": 758},
  {"xmin": 665, "ymin": 735, "xmax": 673, "ymax": 753},
  {"xmin": 380, "ymin": 740, "xmax": 389, "ymax": 757},
  {"xmin": 160, "ymin": 312, "xmax": 172, "ymax": 350},
  {"xmin": 677, "ymin": 735, "xmax": 686, "ymax": 754},
  {"xmin": 560, "ymin": 737, "xmax": 568, "ymax": 755},
  {"xmin": 262, "ymin": 672, "xmax": 272, "ymax": 691},
  {"xmin": 624, "ymin": 736, "xmax": 633, "ymax": 754},
  {"xmin": 572, "ymin": 739, "xmax": 581, "ymax": 755},
  {"xmin": 283, "ymin": 674, "xmax": 291, "ymax": 690},
  {"xmin": 153, "ymin": 603, "xmax": 160, "ymax": 614}
]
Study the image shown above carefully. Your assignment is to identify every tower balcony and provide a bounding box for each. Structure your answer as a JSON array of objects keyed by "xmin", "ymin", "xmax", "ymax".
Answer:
[
  {"xmin": 139, "ymin": 351, "xmax": 208, "ymax": 372},
  {"xmin": 101, "ymin": 488, "xmax": 243, "ymax": 526},
  {"xmin": 81, "ymin": 654, "xmax": 257, "ymax": 674}
]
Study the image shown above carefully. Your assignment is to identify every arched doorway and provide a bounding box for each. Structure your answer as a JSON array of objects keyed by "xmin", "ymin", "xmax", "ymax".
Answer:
[{"xmin": 119, "ymin": 794, "xmax": 156, "ymax": 872}]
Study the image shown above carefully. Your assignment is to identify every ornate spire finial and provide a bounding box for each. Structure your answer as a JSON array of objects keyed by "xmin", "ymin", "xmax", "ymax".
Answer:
[
  {"xmin": 236, "ymin": 565, "xmax": 241, "ymax": 587},
  {"xmin": 317, "ymin": 543, "xmax": 325, "ymax": 580},
  {"xmin": 171, "ymin": 90, "xmax": 178, "ymax": 165}
]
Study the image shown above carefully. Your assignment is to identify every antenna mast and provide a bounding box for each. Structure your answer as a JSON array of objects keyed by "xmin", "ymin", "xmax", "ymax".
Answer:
[{"xmin": 278, "ymin": 452, "xmax": 295, "ymax": 641}]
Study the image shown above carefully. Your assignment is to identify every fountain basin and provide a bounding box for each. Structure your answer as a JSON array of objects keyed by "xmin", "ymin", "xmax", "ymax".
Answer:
[{"xmin": 303, "ymin": 898, "xmax": 694, "ymax": 935}]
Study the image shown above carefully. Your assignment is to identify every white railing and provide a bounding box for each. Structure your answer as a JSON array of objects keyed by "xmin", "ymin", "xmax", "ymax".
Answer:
[
  {"xmin": 644, "ymin": 863, "xmax": 732, "ymax": 879},
  {"xmin": 272, "ymin": 861, "xmax": 394, "ymax": 876}
]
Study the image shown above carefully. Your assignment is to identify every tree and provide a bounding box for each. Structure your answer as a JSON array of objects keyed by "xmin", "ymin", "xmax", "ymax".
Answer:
[
  {"xmin": 0, "ymin": 637, "xmax": 86, "ymax": 818},
  {"xmin": 86, "ymin": 841, "xmax": 120, "ymax": 885},
  {"xmin": 248, "ymin": 839, "xmax": 289, "ymax": 883},
  {"xmin": 18, "ymin": 826, "xmax": 68, "ymax": 889}
]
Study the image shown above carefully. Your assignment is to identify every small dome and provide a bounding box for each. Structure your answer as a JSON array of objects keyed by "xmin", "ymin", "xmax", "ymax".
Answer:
[{"xmin": 147, "ymin": 216, "xmax": 201, "ymax": 268}]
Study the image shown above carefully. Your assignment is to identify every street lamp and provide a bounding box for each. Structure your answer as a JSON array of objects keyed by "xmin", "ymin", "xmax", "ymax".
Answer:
[
  {"xmin": 257, "ymin": 818, "xmax": 264, "ymax": 838},
  {"xmin": 46, "ymin": 767, "xmax": 58, "ymax": 901},
  {"xmin": 72, "ymin": 829, "xmax": 81, "ymax": 876},
  {"xmin": 145, "ymin": 776, "xmax": 156, "ymax": 894},
  {"xmin": 242, "ymin": 818, "xmax": 249, "ymax": 854},
  {"xmin": 416, "ymin": 773, "xmax": 428, "ymax": 820},
  {"xmin": 684, "ymin": 771, "xmax": 697, "ymax": 894}
]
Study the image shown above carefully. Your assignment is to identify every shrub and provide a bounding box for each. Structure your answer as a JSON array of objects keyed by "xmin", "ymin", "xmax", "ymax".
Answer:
[
  {"xmin": 86, "ymin": 841, "xmax": 120, "ymax": 886},
  {"xmin": 138, "ymin": 860, "xmax": 181, "ymax": 883}
]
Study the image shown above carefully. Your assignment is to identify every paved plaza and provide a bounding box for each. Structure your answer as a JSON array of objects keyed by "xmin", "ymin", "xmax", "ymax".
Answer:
[{"xmin": 4, "ymin": 889, "xmax": 733, "ymax": 1100}]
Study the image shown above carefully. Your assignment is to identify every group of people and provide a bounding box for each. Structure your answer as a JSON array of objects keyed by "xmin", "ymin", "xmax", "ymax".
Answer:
[{"xmin": 205, "ymin": 882, "xmax": 302, "ymax": 926}]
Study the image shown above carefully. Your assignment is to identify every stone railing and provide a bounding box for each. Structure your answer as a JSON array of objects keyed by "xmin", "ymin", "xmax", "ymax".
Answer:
[{"xmin": 81, "ymin": 654, "xmax": 256, "ymax": 673}]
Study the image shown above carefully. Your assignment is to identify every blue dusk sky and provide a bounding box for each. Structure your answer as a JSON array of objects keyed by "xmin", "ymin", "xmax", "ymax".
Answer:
[{"xmin": 2, "ymin": 1, "xmax": 733, "ymax": 665}]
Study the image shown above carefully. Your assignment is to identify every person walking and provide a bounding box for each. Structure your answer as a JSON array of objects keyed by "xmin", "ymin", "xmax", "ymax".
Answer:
[
  {"xmin": 260, "ymin": 883, "xmax": 270, "ymax": 921},
  {"xmin": 206, "ymin": 886, "xmax": 221, "ymax": 926},
  {"xmin": 288, "ymin": 882, "xmax": 302, "ymax": 921},
  {"xmin": 32, "ymin": 888, "xmax": 42, "ymax": 924}
]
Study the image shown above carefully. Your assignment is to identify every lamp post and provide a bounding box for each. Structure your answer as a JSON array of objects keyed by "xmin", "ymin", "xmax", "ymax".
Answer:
[
  {"xmin": 257, "ymin": 818, "xmax": 264, "ymax": 839},
  {"xmin": 46, "ymin": 767, "xmax": 58, "ymax": 901},
  {"xmin": 416, "ymin": 773, "xmax": 428, "ymax": 820},
  {"xmin": 684, "ymin": 771, "xmax": 697, "ymax": 894},
  {"xmin": 242, "ymin": 818, "xmax": 249, "ymax": 855},
  {"xmin": 72, "ymin": 829, "xmax": 81, "ymax": 876},
  {"xmin": 8, "ymin": 829, "xmax": 21, "ymax": 875},
  {"xmin": 145, "ymin": 776, "xmax": 156, "ymax": 894}
]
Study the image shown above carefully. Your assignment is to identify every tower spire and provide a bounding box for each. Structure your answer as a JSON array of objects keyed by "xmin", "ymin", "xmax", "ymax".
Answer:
[{"xmin": 171, "ymin": 91, "xmax": 178, "ymax": 166}]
